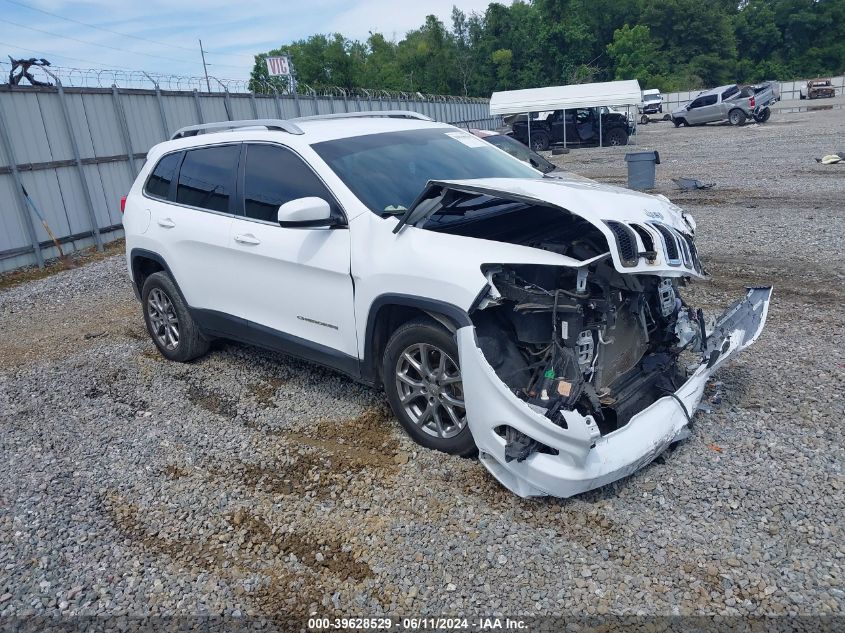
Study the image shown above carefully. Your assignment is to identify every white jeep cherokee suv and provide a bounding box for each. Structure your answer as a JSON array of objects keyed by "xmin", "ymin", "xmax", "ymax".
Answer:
[{"xmin": 123, "ymin": 111, "xmax": 771, "ymax": 498}]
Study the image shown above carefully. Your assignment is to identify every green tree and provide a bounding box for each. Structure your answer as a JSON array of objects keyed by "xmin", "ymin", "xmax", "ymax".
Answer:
[
  {"xmin": 606, "ymin": 24, "xmax": 665, "ymax": 87},
  {"xmin": 249, "ymin": 0, "xmax": 845, "ymax": 97}
]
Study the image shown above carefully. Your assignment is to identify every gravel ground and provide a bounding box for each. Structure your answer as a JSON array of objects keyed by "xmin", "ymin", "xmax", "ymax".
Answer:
[{"xmin": 0, "ymin": 103, "xmax": 843, "ymax": 621}]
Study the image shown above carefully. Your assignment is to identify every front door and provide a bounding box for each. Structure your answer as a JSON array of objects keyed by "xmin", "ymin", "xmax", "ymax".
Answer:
[
  {"xmin": 685, "ymin": 95, "xmax": 717, "ymax": 124},
  {"xmin": 224, "ymin": 143, "xmax": 357, "ymax": 360}
]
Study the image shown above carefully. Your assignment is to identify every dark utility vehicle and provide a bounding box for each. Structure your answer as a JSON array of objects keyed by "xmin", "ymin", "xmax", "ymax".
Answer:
[{"xmin": 512, "ymin": 108, "xmax": 631, "ymax": 150}]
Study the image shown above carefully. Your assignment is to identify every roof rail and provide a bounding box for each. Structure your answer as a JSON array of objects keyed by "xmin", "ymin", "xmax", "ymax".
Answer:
[
  {"xmin": 170, "ymin": 119, "xmax": 304, "ymax": 140},
  {"xmin": 293, "ymin": 110, "xmax": 434, "ymax": 123}
]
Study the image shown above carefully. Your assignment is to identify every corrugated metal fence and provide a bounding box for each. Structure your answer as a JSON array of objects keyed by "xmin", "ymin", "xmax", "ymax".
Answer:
[{"xmin": 0, "ymin": 84, "xmax": 499, "ymax": 273}]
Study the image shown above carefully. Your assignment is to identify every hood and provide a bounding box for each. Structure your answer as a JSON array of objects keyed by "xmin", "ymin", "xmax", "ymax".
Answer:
[{"xmin": 396, "ymin": 177, "xmax": 703, "ymax": 278}]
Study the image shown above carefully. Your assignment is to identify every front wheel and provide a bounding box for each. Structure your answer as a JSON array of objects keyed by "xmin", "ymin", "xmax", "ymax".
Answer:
[
  {"xmin": 673, "ymin": 118, "xmax": 686, "ymax": 128},
  {"xmin": 728, "ymin": 109, "xmax": 747, "ymax": 126},
  {"xmin": 382, "ymin": 318, "xmax": 475, "ymax": 456},
  {"xmin": 640, "ymin": 114, "xmax": 649, "ymax": 124}
]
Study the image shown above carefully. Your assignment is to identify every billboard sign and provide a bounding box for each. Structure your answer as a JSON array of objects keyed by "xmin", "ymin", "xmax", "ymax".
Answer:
[{"xmin": 266, "ymin": 56, "xmax": 291, "ymax": 77}]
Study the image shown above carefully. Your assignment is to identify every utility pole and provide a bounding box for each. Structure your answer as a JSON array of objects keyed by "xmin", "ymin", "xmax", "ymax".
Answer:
[{"xmin": 199, "ymin": 39, "xmax": 210, "ymax": 92}]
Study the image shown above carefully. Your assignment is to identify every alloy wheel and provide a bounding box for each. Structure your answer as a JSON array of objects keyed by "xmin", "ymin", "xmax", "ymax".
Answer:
[
  {"xmin": 395, "ymin": 342, "xmax": 466, "ymax": 439},
  {"xmin": 147, "ymin": 288, "xmax": 180, "ymax": 350}
]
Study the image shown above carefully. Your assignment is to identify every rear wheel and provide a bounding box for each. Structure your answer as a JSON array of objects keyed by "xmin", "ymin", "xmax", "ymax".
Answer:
[
  {"xmin": 529, "ymin": 131, "xmax": 550, "ymax": 151},
  {"xmin": 382, "ymin": 318, "xmax": 475, "ymax": 456},
  {"xmin": 662, "ymin": 113, "xmax": 671, "ymax": 121},
  {"xmin": 753, "ymin": 107, "xmax": 771, "ymax": 123},
  {"xmin": 640, "ymin": 114, "xmax": 649, "ymax": 124},
  {"xmin": 141, "ymin": 272, "xmax": 209, "ymax": 362},
  {"xmin": 604, "ymin": 128, "xmax": 628, "ymax": 146},
  {"xmin": 729, "ymin": 109, "xmax": 747, "ymax": 126}
]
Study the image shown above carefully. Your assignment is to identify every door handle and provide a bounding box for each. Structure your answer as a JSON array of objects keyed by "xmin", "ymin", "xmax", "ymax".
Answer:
[
  {"xmin": 157, "ymin": 217, "xmax": 175, "ymax": 229},
  {"xmin": 234, "ymin": 233, "xmax": 261, "ymax": 245}
]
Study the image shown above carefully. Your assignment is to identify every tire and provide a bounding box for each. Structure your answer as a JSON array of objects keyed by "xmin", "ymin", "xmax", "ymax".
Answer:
[
  {"xmin": 662, "ymin": 113, "xmax": 671, "ymax": 121},
  {"xmin": 382, "ymin": 317, "xmax": 475, "ymax": 456},
  {"xmin": 658, "ymin": 105, "xmax": 663, "ymax": 114},
  {"xmin": 799, "ymin": 93, "xmax": 806, "ymax": 100},
  {"xmin": 529, "ymin": 131, "xmax": 550, "ymax": 152},
  {"xmin": 640, "ymin": 114, "xmax": 649, "ymax": 124},
  {"xmin": 673, "ymin": 118, "xmax": 685, "ymax": 128},
  {"xmin": 141, "ymin": 271, "xmax": 209, "ymax": 362},
  {"xmin": 603, "ymin": 128, "xmax": 628, "ymax": 146},
  {"xmin": 753, "ymin": 107, "xmax": 771, "ymax": 123},
  {"xmin": 728, "ymin": 109, "xmax": 747, "ymax": 126}
]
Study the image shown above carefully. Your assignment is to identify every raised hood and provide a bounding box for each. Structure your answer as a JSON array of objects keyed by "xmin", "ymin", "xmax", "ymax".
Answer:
[{"xmin": 397, "ymin": 177, "xmax": 703, "ymax": 278}]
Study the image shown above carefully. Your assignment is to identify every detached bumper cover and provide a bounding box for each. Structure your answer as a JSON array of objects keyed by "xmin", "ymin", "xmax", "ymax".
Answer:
[{"xmin": 459, "ymin": 287, "xmax": 772, "ymax": 498}]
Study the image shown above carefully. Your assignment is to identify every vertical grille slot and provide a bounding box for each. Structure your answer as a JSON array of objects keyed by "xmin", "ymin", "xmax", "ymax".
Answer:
[
  {"xmin": 671, "ymin": 226, "xmax": 693, "ymax": 267},
  {"xmin": 683, "ymin": 234, "xmax": 702, "ymax": 273},
  {"xmin": 649, "ymin": 222, "xmax": 681, "ymax": 265},
  {"xmin": 631, "ymin": 224, "xmax": 657, "ymax": 262},
  {"xmin": 604, "ymin": 221, "xmax": 639, "ymax": 267}
]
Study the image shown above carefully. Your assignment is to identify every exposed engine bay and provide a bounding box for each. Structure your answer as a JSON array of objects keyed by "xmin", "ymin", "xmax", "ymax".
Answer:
[
  {"xmin": 407, "ymin": 179, "xmax": 771, "ymax": 497},
  {"xmin": 473, "ymin": 260, "xmax": 708, "ymax": 463}
]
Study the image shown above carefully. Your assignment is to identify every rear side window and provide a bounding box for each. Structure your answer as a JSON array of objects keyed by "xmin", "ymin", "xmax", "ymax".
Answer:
[
  {"xmin": 145, "ymin": 152, "xmax": 181, "ymax": 199},
  {"xmin": 721, "ymin": 86, "xmax": 739, "ymax": 100},
  {"xmin": 176, "ymin": 145, "xmax": 240, "ymax": 213},
  {"xmin": 242, "ymin": 144, "xmax": 340, "ymax": 223}
]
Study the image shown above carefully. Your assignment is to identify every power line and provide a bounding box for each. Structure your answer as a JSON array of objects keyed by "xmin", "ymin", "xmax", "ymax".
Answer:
[
  {"xmin": 3, "ymin": 0, "xmax": 258, "ymax": 61},
  {"xmin": 0, "ymin": 16, "xmax": 249, "ymax": 69}
]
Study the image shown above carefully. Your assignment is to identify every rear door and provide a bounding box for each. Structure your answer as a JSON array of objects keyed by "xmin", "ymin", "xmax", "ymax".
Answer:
[
  {"xmin": 145, "ymin": 144, "xmax": 239, "ymax": 313},
  {"xmin": 224, "ymin": 142, "xmax": 357, "ymax": 358}
]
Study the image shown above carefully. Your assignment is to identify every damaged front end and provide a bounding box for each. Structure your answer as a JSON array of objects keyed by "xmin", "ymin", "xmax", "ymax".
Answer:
[{"xmin": 408, "ymin": 179, "xmax": 772, "ymax": 498}]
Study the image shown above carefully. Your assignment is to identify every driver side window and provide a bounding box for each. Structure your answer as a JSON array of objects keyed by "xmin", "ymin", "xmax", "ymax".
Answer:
[
  {"xmin": 242, "ymin": 144, "xmax": 341, "ymax": 223},
  {"xmin": 690, "ymin": 95, "xmax": 717, "ymax": 109}
]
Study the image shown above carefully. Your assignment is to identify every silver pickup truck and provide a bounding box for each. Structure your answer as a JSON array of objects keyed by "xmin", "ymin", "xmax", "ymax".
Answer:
[{"xmin": 672, "ymin": 82, "xmax": 777, "ymax": 127}]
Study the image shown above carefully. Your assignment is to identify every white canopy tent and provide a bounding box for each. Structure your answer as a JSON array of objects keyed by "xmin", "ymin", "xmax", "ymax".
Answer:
[{"xmin": 490, "ymin": 80, "xmax": 642, "ymax": 148}]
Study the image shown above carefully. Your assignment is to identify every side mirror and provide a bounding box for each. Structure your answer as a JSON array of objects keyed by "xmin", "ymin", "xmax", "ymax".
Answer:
[{"xmin": 277, "ymin": 197, "xmax": 338, "ymax": 228}]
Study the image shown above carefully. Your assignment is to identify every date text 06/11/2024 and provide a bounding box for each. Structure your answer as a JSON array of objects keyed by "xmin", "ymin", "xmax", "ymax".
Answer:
[{"xmin": 307, "ymin": 617, "xmax": 528, "ymax": 630}]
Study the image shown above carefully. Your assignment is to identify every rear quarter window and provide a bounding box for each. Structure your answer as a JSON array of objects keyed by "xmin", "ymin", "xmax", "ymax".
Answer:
[{"xmin": 144, "ymin": 152, "xmax": 182, "ymax": 200}]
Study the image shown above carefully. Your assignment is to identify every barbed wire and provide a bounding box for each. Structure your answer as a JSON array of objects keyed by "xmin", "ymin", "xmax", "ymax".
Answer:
[{"xmin": 0, "ymin": 61, "xmax": 489, "ymax": 102}]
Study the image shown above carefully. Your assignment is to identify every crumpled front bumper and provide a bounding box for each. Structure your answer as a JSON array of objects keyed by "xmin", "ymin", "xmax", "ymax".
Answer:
[{"xmin": 458, "ymin": 287, "xmax": 772, "ymax": 498}]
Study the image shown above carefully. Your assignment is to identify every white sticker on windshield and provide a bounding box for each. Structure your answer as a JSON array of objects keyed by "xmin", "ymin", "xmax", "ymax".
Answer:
[{"xmin": 445, "ymin": 131, "xmax": 487, "ymax": 148}]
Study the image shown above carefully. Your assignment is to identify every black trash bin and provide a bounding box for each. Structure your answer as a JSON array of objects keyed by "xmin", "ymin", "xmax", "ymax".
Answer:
[{"xmin": 624, "ymin": 150, "xmax": 661, "ymax": 190}]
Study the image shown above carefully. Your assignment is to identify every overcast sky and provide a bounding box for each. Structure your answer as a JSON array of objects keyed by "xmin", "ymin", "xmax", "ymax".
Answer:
[{"xmin": 0, "ymin": 0, "xmax": 501, "ymax": 81}]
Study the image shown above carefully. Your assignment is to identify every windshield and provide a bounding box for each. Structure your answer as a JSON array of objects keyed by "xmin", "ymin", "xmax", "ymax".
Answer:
[
  {"xmin": 312, "ymin": 128, "xmax": 541, "ymax": 215},
  {"xmin": 484, "ymin": 134, "xmax": 556, "ymax": 173}
]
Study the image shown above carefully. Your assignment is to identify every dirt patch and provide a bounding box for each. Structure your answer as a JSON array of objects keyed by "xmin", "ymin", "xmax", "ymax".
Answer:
[
  {"xmin": 699, "ymin": 257, "xmax": 844, "ymax": 307},
  {"xmin": 163, "ymin": 464, "xmax": 190, "ymax": 480},
  {"xmin": 185, "ymin": 383, "xmax": 238, "ymax": 418},
  {"xmin": 246, "ymin": 405, "xmax": 402, "ymax": 471},
  {"xmin": 227, "ymin": 509, "xmax": 370, "ymax": 581},
  {"xmin": 100, "ymin": 491, "xmax": 361, "ymax": 618},
  {"xmin": 247, "ymin": 376, "xmax": 289, "ymax": 408},
  {"xmin": 313, "ymin": 405, "xmax": 396, "ymax": 452}
]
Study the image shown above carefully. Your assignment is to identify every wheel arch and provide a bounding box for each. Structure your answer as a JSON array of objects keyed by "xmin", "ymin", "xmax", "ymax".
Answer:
[
  {"xmin": 129, "ymin": 248, "xmax": 188, "ymax": 306},
  {"xmin": 362, "ymin": 294, "xmax": 473, "ymax": 386}
]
